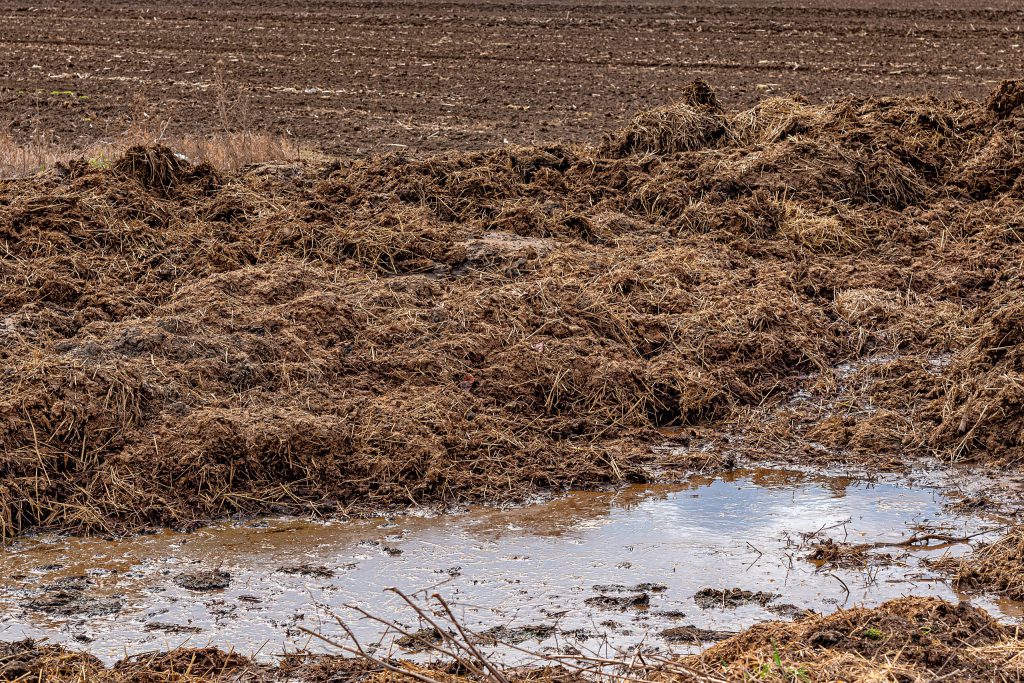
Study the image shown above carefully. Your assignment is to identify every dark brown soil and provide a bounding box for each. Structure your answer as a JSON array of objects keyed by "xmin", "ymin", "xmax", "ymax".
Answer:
[
  {"xmin": 1, "ymin": 0, "xmax": 1022, "ymax": 157},
  {"xmin": 3, "ymin": 82, "xmax": 1024, "ymax": 539}
]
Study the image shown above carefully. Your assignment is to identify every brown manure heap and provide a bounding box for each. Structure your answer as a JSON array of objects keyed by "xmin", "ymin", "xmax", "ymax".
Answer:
[{"xmin": 2, "ymin": 81, "xmax": 1024, "ymax": 539}]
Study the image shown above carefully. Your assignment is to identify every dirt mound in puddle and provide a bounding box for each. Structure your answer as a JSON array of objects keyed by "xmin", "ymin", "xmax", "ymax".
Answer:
[{"xmin": 2, "ymin": 81, "xmax": 1024, "ymax": 537}]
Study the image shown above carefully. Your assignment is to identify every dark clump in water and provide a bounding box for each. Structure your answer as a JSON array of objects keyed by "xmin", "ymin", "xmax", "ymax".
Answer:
[
  {"xmin": 694, "ymin": 588, "xmax": 779, "ymax": 610},
  {"xmin": 394, "ymin": 628, "xmax": 443, "ymax": 651},
  {"xmin": 277, "ymin": 563, "xmax": 335, "ymax": 579},
  {"xmin": 173, "ymin": 568, "xmax": 231, "ymax": 592},
  {"xmin": 479, "ymin": 624, "xmax": 556, "ymax": 645},
  {"xmin": 584, "ymin": 593, "xmax": 651, "ymax": 611},
  {"xmin": 26, "ymin": 577, "xmax": 123, "ymax": 618},
  {"xmin": 593, "ymin": 583, "xmax": 667, "ymax": 593},
  {"xmin": 660, "ymin": 625, "xmax": 735, "ymax": 643}
]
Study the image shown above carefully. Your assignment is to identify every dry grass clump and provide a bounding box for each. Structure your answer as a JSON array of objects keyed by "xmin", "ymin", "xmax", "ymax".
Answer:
[
  {"xmin": 600, "ymin": 79, "xmax": 726, "ymax": 157},
  {"xmin": 677, "ymin": 597, "xmax": 1022, "ymax": 682},
  {"xmin": 3, "ymin": 80, "xmax": 1024, "ymax": 537},
  {"xmin": 779, "ymin": 201, "xmax": 870, "ymax": 253},
  {"xmin": 0, "ymin": 130, "xmax": 302, "ymax": 179},
  {"xmin": 932, "ymin": 292, "xmax": 1024, "ymax": 464},
  {"xmin": 727, "ymin": 96, "xmax": 823, "ymax": 146},
  {"xmin": 0, "ymin": 641, "xmax": 265, "ymax": 682},
  {"xmin": 950, "ymin": 527, "xmax": 1024, "ymax": 600}
]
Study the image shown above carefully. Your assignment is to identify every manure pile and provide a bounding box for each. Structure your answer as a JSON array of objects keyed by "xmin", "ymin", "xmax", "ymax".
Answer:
[{"xmin": 2, "ymin": 80, "xmax": 1024, "ymax": 538}]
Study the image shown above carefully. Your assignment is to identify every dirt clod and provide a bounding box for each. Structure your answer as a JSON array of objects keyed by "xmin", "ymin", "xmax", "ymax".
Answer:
[
  {"xmin": 583, "ymin": 593, "xmax": 651, "ymax": 611},
  {"xmin": 693, "ymin": 588, "xmax": 778, "ymax": 610},
  {"xmin": 277, "ymin": 563, "xmax": 336, "ymax": 579},
  {"xmin": 592, "ymin": 583, "xmax": 667, "ymax": 593},
  {"xmin": 660, "ymin": 625, "xmax": 736, "ymax": 643},
  {"xmin": 173, "ymin": 569, "xmax": 231, "ymax": 592}
]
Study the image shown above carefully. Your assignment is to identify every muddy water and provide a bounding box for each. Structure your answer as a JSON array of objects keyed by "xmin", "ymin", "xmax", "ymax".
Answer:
[{"xmin": 0, "ymin": 469, "xmax": 1010, "ymax": 664}]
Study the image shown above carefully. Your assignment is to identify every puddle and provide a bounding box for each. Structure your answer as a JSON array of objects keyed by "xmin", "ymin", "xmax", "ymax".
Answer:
[{"xmin": 0, "ymin": 469, "xmax": 1012, "ymax": 664}]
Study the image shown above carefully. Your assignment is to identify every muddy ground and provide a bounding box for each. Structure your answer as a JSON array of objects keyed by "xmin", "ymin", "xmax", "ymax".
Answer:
[
  {"xmin": 6, "ymin": 470, "xmax": 1001, "ymax": 664},
  {"xmin": 1, "ymin": 0, "xmax": 1023, "ymax": 156},
  {"xmin": 3, "ymin": 597, "xmax": 1024, "ymax": 681}
]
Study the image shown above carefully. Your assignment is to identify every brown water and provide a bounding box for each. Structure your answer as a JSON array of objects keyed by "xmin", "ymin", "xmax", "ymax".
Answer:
[{"xmin": 0, "ymin": 469, "xmax": 1010, "ymax": 664}]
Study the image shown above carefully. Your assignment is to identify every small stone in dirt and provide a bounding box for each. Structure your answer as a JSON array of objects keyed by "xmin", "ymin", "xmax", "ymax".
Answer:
[
  {"xmin": 277, "ymin": 563, "xmax": 335, "ymax": 578},
  {"xmin": 693, "ymin": 587, "xmax": 778, "ymax": 610},
  {"xmin": 173, "ymin": 568, "xmax": 231, "ymax": 591},
  {"xmin": 584, "ymin": 593, "xmax": 650, "ymax": 611},
  {"xmin": 593, "ymin": 582, "xmax": 667, "ymax": 593},
  {"xmin": 660, "ymin": 625, "xmax": 735, "ymax": 643}
]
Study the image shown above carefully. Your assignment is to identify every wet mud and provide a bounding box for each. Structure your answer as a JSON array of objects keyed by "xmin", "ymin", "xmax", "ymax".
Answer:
[{"xmin": 0, "ymin": 469, "xmax": 1010, "ymax": 665}]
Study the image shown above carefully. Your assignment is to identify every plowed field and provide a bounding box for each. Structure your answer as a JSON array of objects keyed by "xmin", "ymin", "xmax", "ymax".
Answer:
[{"xmin": 1, "ymin": 0, "xmax": 1022, "ymax": 156}]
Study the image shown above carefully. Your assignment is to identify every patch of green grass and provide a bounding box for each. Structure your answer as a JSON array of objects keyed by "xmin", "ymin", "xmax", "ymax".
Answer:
[
  {"xmin": 742, "ymin": 645, "xmax": 810, "ymax": 681},
  {"xmin": 863, "ymin": 627, "xmax": 884, "ymax": 640}
]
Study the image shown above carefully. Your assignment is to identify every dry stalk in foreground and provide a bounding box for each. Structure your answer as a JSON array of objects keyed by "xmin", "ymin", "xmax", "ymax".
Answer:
[
  {"xmin": 299, "ymin": 591, "xmax": 1024, "ymax": 683},
  {"xmin": 300, "ymin": 588, "xmax": 726, "ymax": 683}
]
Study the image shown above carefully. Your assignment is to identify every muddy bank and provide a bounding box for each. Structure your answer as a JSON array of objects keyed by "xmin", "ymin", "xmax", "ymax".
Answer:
[
  {"xmin": 3, "ymin": 596, "xmax": 1024, "ymax": 682},
  {"xmin": 3, "ymin": 470, "xmax": 1005, "ymax": 663},
  {"xmin": 3, "ymin": 82, "xmax": 1024, "ymax": 537}
]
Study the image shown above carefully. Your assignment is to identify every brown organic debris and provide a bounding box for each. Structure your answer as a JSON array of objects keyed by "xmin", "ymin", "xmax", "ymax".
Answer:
[
  {"xmin": 950, "ymin": 527, "xmax": 1024, "ymax": 600},
  {"xmin": 2, "ymin": 82, "xmax": 1024, "ymax": 542}
]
